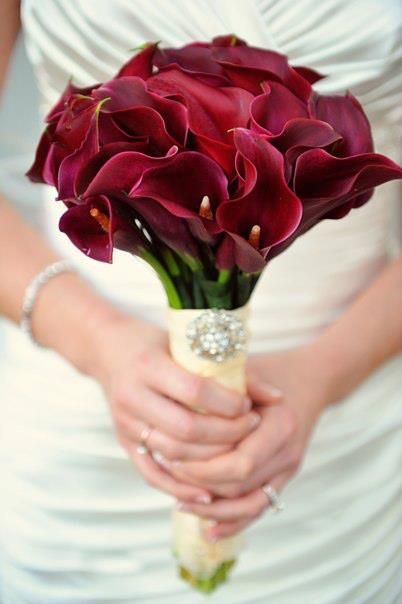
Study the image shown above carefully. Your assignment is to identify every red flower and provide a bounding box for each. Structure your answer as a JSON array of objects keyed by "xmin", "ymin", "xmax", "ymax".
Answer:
[
  {"xmin": 59, "ymin": 195, "xmax": 144, "ymax": 262},
  {"xmin": 216, "ymin": 129, "xmax": 303, "ymax": 272},
  {"xmin": 27, "ymin": 34, "xmax": 402, "ymax": 281}
]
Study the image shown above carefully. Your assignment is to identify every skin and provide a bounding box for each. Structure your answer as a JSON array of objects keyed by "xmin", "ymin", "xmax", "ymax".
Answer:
[{"xmin": 1, "ymin": 0, "xmax": 402, "ymax": 545}]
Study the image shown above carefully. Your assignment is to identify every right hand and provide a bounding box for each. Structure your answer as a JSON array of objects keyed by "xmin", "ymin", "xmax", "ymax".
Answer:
[{"xmin": 88, "ymin": 311, "xmax": 262, "ymax": 503}]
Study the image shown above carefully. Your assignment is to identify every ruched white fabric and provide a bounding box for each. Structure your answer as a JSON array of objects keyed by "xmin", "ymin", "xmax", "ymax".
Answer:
[{"xmin": 0, "ymin": 1, "xmax": 401, "ymax": 602}]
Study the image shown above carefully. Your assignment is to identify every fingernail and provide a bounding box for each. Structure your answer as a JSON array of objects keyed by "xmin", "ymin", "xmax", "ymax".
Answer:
[
  {"xmin": 250, "ymin": 411, "xmax": 261, "ymax": 428},
  {"xmin": 176, "ymin": 501, "xmax": 190, "ymax": 511},
  {"xmin": 267, "ymin": 385, "xmax": 283, "ymax": 400},
  {"xmin": 152, "ymin": 450, "xmax": 169, "ymax": 468},
  {"xmin": 195, "ymin": 493, "xmax": 212, "ymax": 504},
  {"xmin": 242, "ymin": 396, "xmax": 252, "ymax": 413}
]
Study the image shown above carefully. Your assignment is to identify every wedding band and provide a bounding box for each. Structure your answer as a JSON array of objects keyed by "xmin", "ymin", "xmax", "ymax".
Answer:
[
  {"xmin": 262, "ymin": 484, "xmax": 284, "ymax": 513},
  {"xmin": 136, "ymin": 425, "xmax": 153, "ymax": 455}
]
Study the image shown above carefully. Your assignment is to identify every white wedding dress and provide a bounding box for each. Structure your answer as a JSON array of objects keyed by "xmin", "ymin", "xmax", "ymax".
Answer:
[{"xmin": 1, "ymin": 1, "xmax": 401, "ymax": 602}]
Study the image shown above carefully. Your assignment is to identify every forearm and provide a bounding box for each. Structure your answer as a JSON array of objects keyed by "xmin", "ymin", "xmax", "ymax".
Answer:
[
  {"xmin": 307, "ymin": 253, "xmax": 402, "ymax": 404},
  {"xmin": 0, "ymin": 195, "xmax": 125, "ymax": 374}
]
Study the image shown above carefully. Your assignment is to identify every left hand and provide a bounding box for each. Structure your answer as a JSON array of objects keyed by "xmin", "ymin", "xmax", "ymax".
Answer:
[{"xmin": 165, "ymin": 345, "xmax": 331, "ymax": 541}]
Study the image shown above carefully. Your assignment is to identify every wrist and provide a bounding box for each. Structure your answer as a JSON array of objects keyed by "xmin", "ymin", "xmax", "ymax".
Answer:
[
  {"xmin": 82, "ymin": 300, "xmax": 131, "ymax": 382},
  {"xmin": 302, "ymin": 336, "xmax": 352, "ymax": 408},
  {"xmin": 32, "ymin": 269, "xmax": 127, "ymax": 376},
  {"xmin": 289, "ymin": 343, "xmax": 336, "ymax": 414}
]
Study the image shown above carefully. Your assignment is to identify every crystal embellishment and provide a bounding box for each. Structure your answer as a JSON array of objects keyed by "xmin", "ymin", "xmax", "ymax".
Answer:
[{"xmin": 186, "ymin": 309, "xmax": 247, "ymax": 363}]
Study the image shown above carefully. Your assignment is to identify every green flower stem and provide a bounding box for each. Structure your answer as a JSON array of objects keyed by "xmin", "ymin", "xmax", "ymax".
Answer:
[
  {"xmin": 175, "ymin": 279, "xmax": 193, "ymax": 309},
  {"xmin": 140, "ymin": 250, "xmax": 182, "ymax": 309},
  {"xmin": 192, "ymin": 277, "xmax": 206, "ymax": 308},
  {"xmin": 177, "ymin": 252, "xmax": 202, "ymax": 273},
  {"xmin": 162, "ymin": 248, "xmax": 181, "ymax": 277},
  {"xmin": 217, "ymin": 269, "xmax": 231, "ymax": 285}
]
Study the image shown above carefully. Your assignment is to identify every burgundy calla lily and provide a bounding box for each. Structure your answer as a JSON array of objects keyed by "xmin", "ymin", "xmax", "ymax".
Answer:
[
  {"xmin": 93, "ymin": 77, "xmax": 188, "ymax": 149},
  {"xmin": 148, "ymin": 67, "xmax": 253, "ymax": 174},
  {"xmin": 216, "ymin": 129, "xmax": 303, "ymax": 272},
  {"xmin": 311, "ymin": 92, "xmax": 373, "ymax": 156},
  {"xmin": 27, "ymin": 95, "xmax": 105, "ymax": 188},
  {"xmin": 27, "ymin": 33, "xmax": 402, "ymax": 311},
  {"xmin": 129, "ymin": 151, "xmax": 228, "ymax": 243},
  {"xmin": 59, "ymin": 195, "xmax": 144, "ymax": 262}
]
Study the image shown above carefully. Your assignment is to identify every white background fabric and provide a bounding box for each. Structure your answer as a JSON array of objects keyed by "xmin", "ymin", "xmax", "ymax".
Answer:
[{"xmin": 0, "ymin": 1, "xmax": 401, "ymax": 602}]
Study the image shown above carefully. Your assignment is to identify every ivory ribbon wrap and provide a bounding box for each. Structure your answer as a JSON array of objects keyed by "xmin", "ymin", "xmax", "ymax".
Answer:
[{"xmin": 167, "ymin": 305, "xmax": 250, "ymax": 590}]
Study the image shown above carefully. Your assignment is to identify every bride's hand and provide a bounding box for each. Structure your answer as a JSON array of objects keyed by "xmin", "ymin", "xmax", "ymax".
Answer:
[
  {"xmin": 87, "ymin": 312, "xmax": 263, "ymax": 504},
  {"xmin": 167, "ymin": 346, "xmax": 331, "ymax": 540}
]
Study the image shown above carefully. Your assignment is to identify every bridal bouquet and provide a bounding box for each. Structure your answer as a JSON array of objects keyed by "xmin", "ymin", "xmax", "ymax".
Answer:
[{"xmin": 27, "ymin": 34, "xmax": 402, "ymax": 592}]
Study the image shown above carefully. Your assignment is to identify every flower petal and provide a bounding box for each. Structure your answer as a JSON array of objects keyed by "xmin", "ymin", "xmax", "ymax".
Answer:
[
  {"xmin": 93, "ymin": 76, "xmax": 188, "ymax": 145},
  {"xmin": 75, "ymin": 141, "xmax": 151, "ymax": 196},
  {"xmin": 255, "ymin": 118, "xmax": 342, "ymax": 179},
  {"xmin": 153, "ymin": 45, "xmax": 230, "ymax": 85},
  {"xmin": 250, "ymin": 82, "xmax": 309, "ymax": 135},
  {"xmin": 26, "ymin": 122, "xmax": 57, "ymax": 184},
  {"xmin": 83, "ymin": 147, "xmax": 178, "ymax": 198},
  {"xmin": 212, "ymin": 45, "xmax": 313, "ymax": 100},
  {"xmin": 216, "ymin": 233, "xmax": 266, "ymax": 273},
  {"xmin": 59, "ymin": 195, "xmax": 143, "ymax": 262},
  {"xmin": 295, "ymin": 148, "xmax": 402, "ymax": 203},
  {"xmin": 217, "ymin": 129, "xmax": 302, "ymax": 254},
  {"xmin": 116, "ymin": 42, "xmax": 159, "ymax": 79},
  {"xmin": 129, "ymin": 196, "xmax": 199, "ymax": 257},
  {"xmin": 311, "ymin": 92, "xmax": 373, "ymax": 155},
  {"xmin": 130, "ymin": 151, "xmax": 228, "ymax": 242},
  {"xmin": 148, "ymin": 68, "xmax": 253, "ymax": 142}
]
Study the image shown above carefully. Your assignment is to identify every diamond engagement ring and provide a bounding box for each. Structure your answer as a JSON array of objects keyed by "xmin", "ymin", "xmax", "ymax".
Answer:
[
  {"xmin": 262, "ymin": 484, "xmax": 284, "ymax": 513},
  {"xmin": 136, "ymin": 425, "xmax": 153, "ymax": 455}
]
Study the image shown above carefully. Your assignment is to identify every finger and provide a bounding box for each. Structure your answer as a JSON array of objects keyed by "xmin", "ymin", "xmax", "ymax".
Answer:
[
  {"xmin": 200, "ymin": 446, "xmax": 296, "ymax": 499},
  {"xmin": 176, "ymin": 487, "xmax": 267, "ymax": 522},
  {"xmin": 203, "ymin": 519, "xmax": 251, "ymax": 543},
  {"xmin": 127, "ymin": 443, "xmax": 213, "ymax": 504},
  {"xmin": 144, "ymin": 351, "xmax": 251, "ymax": 418},
  {"xmin": 203, "ymin": 474, "xmax": 290, "ymax": 541},
  {"xmin": 167, "ymin": 408, "xmax": 287, "ymax": 484},
  {"xmin": 120, "ymin": 415, "xmax": 232, "ymax": 461},
  {"xmin": 128, "ymin": 387, "xmax": 261, "ymax": 445},
  {"xmin": 246, "ymin": 362, "xmax": 283, "ymax": 406}
]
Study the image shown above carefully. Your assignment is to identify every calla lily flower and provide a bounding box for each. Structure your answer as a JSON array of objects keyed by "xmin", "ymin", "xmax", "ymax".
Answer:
[
  {"xmin": 27, "ymin": 34, "xmax": 402, "ymax": 283},
  {"xmin": 216, "ymin": 129, "xmax": 303, "ymax": 272},
  {"xmin": 59, "ymin": 195, "xmax": 144, "ymax": 262}
]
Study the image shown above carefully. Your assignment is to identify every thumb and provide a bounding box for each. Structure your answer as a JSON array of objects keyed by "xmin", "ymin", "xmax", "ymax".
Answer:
[{"xmin": 246, "ymin": 372, "xmax": 283, "ymax": 406}]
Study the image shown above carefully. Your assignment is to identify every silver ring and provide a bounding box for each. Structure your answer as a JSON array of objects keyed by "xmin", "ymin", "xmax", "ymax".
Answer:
[
  {"xmin": 262, "ymin": 484, "xmax": 284, "ymax": 513},
  {"xmin": 136, "ymin": 425, "xmax": 153, "ymax": 455}
]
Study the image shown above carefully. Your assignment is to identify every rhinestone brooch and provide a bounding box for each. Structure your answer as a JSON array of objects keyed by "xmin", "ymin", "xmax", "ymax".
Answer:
[{"xmin": 186, "ymin": 309, "xmax": 247, "ymax": 363}]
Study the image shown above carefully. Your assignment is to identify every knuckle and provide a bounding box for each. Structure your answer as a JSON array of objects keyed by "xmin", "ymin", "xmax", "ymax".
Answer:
[
  {"xmin": 184, "ymin": 375, "xmax": 205, "ymax": 407},
  {"xmin": 112, "ymin": 384, "xmax": 137, "ymax": 413},
  {"xmin": 136, "ymin": 349, "xmax": 154, "ymax": 372},
  {"xmin": 228, "ymin": 394, "xmax": 245, "ymax": 418},
  {"xmin": 111, "ymin": 391, "xmax": 127, "ymax": 413},
  {"xmin": 163, "ymin": 440, "xmax": 183, "ymax": 460},
  {"xmin": 177, "ymin": 414, "xmax": 198, "ymax": 442}
]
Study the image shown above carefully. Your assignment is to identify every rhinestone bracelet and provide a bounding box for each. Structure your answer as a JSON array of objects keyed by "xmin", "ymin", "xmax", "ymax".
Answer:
[{"xmin": 20, "ymin": 259, "xmax": 76, "ymax": 345}]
